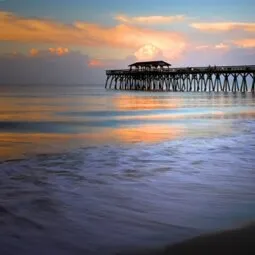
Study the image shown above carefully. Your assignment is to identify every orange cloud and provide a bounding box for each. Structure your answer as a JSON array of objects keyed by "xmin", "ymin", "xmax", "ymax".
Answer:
[
  {"xmin": 195, "ymin": 45, "xmax": 210, "ymax": 50},
  {"xmin": 190, "ymin": 22, "xmax": 255, "ymax": 32},
  {"xmin": 87, "ymin": 55, "xmax": 137, "ymax": 69},
  {"xmin": 233, "ymin": 38, "xmax": 255, "ymax": 48},
  {"xmin": 114, "ymin": 14, "xmax": 185, "ymax": 24},
  {"xmin": 30, "ymin": 48, "xmax": 39, "ymax": 56},
  {"xmin": 49, "ymin": 47, "xmax": 69, "ymax": 56},
  {"xmin": 214, "ymin": 43, "xmax": 229, "ymax": 50},
  {"xmin": 88, "ymin": 59, "xmax": 105, "ymax": 67},
  {"xmin": 0, "ymin": 11, "xmax": 187, "ymax": 60},
  {"xmin": 29, "ymin": 47, "xmax": 69, "ymax": 57},
  {"xmin": 195, "ymin": 43, "xmax": 230, "ymax": 50},
  {"xmin": 74, "ymin": 22, "xmax": 186, "ymax": 59}
]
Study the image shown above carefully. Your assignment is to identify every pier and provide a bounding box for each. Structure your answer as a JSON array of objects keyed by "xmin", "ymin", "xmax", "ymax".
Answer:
[{"xmin": 105, "ymin": 61, "xmax": 255, "ymax": 92}]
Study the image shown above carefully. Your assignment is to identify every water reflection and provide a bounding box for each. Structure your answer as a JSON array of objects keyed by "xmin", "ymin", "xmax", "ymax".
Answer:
[
  {"xmin": 0, "ymin": 95, "xmax": 111, "ymax": 121},
  {"xmin": 0, "ymin": 133, "xmax": 83, "ymax": 160},
  {"xmin": 110, "ymin": 124, "xmax": 184, "ymax": 143},
  {"xmin": 0, "ymin": 124, "xmax": 183, "ymax": 160},
  {"xmin": 0, "ymin": 119, "xmax": 235, "ymax": 161},
  {"xmin": 0, "ymin": 86, "xmax": 255, "ymax": 255},
  {"xmin": 0, "ymin": 86, "xmax": 254, "ymax": 161},
  {"xmin": 113, "ymin": 94, "xmax": 182, "ymax": 111}
]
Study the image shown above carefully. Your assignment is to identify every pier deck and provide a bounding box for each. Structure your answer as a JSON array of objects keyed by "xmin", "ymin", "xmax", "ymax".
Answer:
[{"xmin": 105, "ymin": 61, "xmax": 255, "ymax": 92}]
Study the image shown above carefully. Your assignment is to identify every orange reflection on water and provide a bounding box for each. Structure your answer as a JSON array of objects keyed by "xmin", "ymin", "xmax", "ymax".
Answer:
[
  {"xmin": 0, "ymin": 96, "xmax": 108, "ymax": 122},
  {"xmin": 0, "ymin": 124, "xmax": 183, "ymax": 160},
  {"xmin": 0, "ymin": 133, "xmax": 80, "ymax": 160},
  {"xmin": 213, "ymin": 110, "xmax": 255, "ymax": 119},
  {"xmin": 0, "ymin": 97, "xmax": 70, "ymax": 121},
  {"xmin": 113, "ymin": 94, "xmax": 182, "ymax": 111},
  {"xmin": 110, "ymin": 124, "xmax": 184, "ymax": 143}
]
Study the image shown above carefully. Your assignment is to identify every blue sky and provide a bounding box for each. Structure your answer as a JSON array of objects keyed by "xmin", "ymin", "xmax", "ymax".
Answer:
[{"xmin": 1, "ymin": 0, "xmax": 254, "ymax": 22}]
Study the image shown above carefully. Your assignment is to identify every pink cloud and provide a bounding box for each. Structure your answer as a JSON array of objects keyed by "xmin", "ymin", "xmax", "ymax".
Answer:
[
  {"xmin": 233, "ymin": 39, "xmax": 255, "ymax": 48},
  {"xmin": 195, "ymin": 45, "xmax": 210, "ymax": 50},
  {"xmin": 0, "ymin": 11, "xmax": 187, "ymax": 60},
  {"xmin": 195, "ymin": 43, "xmax": 230, "ymax": 51},
  {"xmin": 214, "ymin": 43, "xmax": 229, "ymax": 50},
  {"xmin": 114, "ymin": 14, "xmax": 186, "ymax": 24},
  {"xmin": 190, "ymin": 22, "xmax": 255, "ymax": 32}
]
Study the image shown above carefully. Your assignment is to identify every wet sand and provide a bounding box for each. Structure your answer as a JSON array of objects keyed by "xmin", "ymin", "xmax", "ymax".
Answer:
[{"xmin": 123, "ymin": 223, "xmax": 255, "ymax": 255}]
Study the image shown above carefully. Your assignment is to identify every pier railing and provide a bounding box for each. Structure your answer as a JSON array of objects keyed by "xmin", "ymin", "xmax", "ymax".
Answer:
[
  {"xmin": 106, "ymin": 65, "xmax": 255, "ymax": 75},
  {"xmin": 105, "ymin": 65, "xmax": 255, "ymax": 92}
]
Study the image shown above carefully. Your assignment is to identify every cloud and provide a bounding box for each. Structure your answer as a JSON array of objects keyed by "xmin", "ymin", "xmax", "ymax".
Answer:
[
  {"xmin": 30, "ymin": 48, "xmax": 39, "ymax": 56},
  {"xmin": 134, "ymin": 44, "xmax": 164, "ymax": 61},
  {"xmin": 0, "ymin": 49, "xmax": 104, "ymax": 84},
  {"xmin": 29, "ymin": 47, "xmax": 70, "ymax": 57},
  {"xmin": 190, "ymin": 22, "xmax": 255, "ymax": 32},
  {"xmin": 177, "ymin": 45, "xmax": 226, "ymax": 66},
  {"xmin": 0, "ymin": 11, "xmax": 187, "ymax": 60},
  {"xmin": 0, "ymin": 48, "xmax": 138, "ymax": 84},
  {"xmin": 214, "ymin": 43, "xmax": 229, "ymax": 49},
  {"xmin": 195, "ymin": 43, "xmax": 230, "ymax": 51},
  {"xmin": 48, "ymin": 47, "xmax": 69, "ymax": 56},
  {"xmin": 73, "ymin": 22, "xmax": 186, "ymax": 60},
  {"xmin": 88, "ymin": 59, "xmax": 105, "ymax": 68},
  {"xmin": 177, "ymin": 46, "xmax": 255, "ymax": 66},
  {"xmin": 219, "ymin": 47, "xmax": 255, "ymax": 65},
  {"xmin": 0, "ymin": 45, "xmax": 254, "ymax": 85},
  {"xmin": 89, "ymin": 55, "xmax": 136, "ymax": 69},
  {"xmin": 195, "ymin": 41, "xmax": 255, "ymax": 51},
  {"xmin": 233, "ymin": 38, "xmax": 255, "ymax": 48},
  {"xmin": 195, "ymin": 45, "xmax": 210, "ymax": 50},
  {"xmin": 114, "ymin": 14, "xmax": 185, "ymax": 24},
  {"xmin": 1, "ymin": 11, "xmax": 254, "ymax": 85},
  {"xmin": 89, "ymin": 44, "xmax": 174, "ymax": 68}
]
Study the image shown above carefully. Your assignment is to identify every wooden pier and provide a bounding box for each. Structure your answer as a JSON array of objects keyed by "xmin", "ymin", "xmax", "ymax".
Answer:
[{"xmin": 105, "ymin": 61, "xmax": 255, "ymax": 92}]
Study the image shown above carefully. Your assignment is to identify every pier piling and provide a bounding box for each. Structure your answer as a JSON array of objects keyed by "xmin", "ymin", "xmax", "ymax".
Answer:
[{"xmin": 105, "ymin": 61, "xmax": 255, "ymax": 92}]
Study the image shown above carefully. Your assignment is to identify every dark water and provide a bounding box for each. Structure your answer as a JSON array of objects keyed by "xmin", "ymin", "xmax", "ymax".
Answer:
[{"xmin": 0, "ymin": 84, "xmax": 255, "ymax": 254}]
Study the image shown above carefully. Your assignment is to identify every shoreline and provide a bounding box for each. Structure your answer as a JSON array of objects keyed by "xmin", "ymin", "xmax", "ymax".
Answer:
[{"xmin": 120, "ymin": 223, "xmax": 255, "ymax": 255}]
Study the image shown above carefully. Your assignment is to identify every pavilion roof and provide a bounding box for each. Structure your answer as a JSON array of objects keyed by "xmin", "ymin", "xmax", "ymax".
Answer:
[{"xmin": 128, "ymin": 60, "xmax": 171, "ymax": 67}]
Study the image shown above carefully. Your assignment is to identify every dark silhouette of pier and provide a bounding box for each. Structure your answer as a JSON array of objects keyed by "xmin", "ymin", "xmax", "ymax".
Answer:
[{"xmin": 105, "ymin": 61, "xmax": 255, "ymax": 92}]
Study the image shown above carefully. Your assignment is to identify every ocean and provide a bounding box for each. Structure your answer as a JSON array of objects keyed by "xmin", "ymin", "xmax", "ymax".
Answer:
[{"xmin": 0, "ymin": 84, "xmax": 255, "ymax": 255}]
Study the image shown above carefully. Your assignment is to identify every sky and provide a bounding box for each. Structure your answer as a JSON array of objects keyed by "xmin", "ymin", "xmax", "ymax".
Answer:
[{"xmin": 0, "ymin": 0, "xmax": 254, "ymax": 84}]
